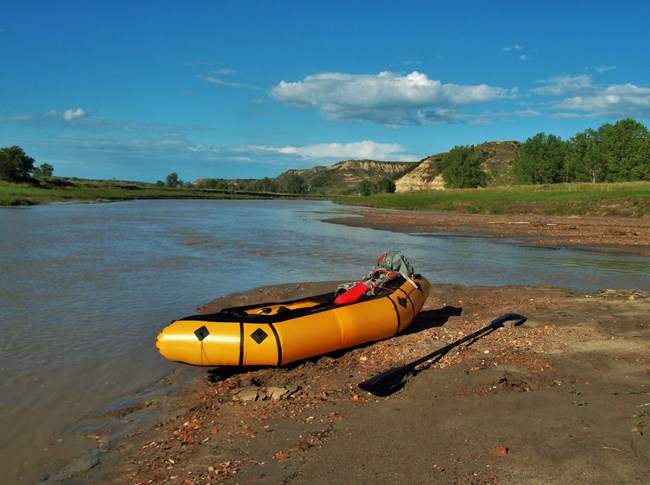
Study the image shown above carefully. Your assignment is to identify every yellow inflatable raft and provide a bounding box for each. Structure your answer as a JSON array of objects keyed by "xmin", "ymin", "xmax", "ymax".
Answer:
[{"xmin": 156, "ymin": 274, "xmax": 430, "ymax": 366}]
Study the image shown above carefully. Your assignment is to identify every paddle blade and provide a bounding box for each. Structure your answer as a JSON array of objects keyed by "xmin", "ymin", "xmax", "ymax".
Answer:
[{"xmin": 358, "ymin": 365, "xmax": 412, "ymax": 396}]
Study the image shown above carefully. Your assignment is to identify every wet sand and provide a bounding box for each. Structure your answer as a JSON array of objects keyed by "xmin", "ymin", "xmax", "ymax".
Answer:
[{"xmin": 64, "ymin": 212, "xmax": 649, "ymax": 484}]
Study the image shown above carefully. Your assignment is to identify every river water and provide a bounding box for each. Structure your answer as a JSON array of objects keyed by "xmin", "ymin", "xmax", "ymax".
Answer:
[{"xmin": 1, "ymin": 199, "xmax": 648, "ymax": 482}]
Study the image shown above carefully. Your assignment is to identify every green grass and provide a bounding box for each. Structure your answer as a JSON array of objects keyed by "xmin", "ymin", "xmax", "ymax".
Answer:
[
  {"xmin": 333, "ymin": 182, "xmax": 650, "ymax": 217},
  {"xmin": 0, "ymin": 178, "xmax": 311, "ymax": 206}
]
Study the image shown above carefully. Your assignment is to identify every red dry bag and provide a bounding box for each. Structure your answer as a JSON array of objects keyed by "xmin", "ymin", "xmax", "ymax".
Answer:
[{"xmin": 334, "ymin": 282, "xmax": 367, "ymax": 305}]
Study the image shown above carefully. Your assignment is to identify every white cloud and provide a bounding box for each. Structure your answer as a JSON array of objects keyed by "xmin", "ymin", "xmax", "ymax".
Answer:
[
  {"xmin": 274, "ymin": 140, "xmax": 412, "ymax": 161},
  {"xmin": 63, "ymin": 108, "xmax": 86, "ymax": 121},
  {"xmin": 532, "ymin": 75, "xmax": 595, "ymax": 96},
  {"xmin": 594, "ymin": 65, "xmax": 616, "ymax": 74},
  {"xmin": 531, "ymin": 75, "xmax": 650, "ymax": 118},
  {"xmin": 213, "ymin": 68, "xmax": 236, "ymax": 75},
  {"xmin": 557, "ymin": 83, "xmax": 650, "ymax": 117},
  {"xmin": 270, "ymin": 71, "xmax": 512, "ymax": 126},
  {"xmin": 198, "ymin": 75, "xmax": 261, "ymax": 91},
  {"xmin": 2, "ymin": 108, "xmax": 91, "ymax": 124},
  {"xmin": 513, "ymin": 109, "xmax": 542, "ymax": 117},
  {"xmin": 503, "ymin": 45, "xmax": 528, "ymax": 61},
  {"xmin": 188, "ymin": 140, "xmax": 416, "ymax": 164}
]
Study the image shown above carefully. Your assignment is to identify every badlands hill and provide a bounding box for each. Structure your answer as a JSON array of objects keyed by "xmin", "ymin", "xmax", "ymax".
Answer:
[
  {"xmin": 394, "ymin": 141, "xmax": 520, "ymax": 192},
  {"xmin": 194, "ymin": 141, "xmax": 520, "ymax": 194},
  {"xmin": 274, "ymin": 159, "xmax": 417, "ymax": 194},
  {"xmin": 274, "ymin": 141, "xmax": 520, "ymax": 194}
]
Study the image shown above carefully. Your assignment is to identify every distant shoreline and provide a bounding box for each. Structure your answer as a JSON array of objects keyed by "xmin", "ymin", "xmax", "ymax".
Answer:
[
  {"xmin": 0, "ymin": 178, "xmax": 322, "ymax": 206},
  {"xmin": 3, "ymin": 179, "xmax": 649, "ymax": 219},
  {"xmin": 325, "ymin": 208, "xmax": 650, "ymax": 256},
  {"xmin": 3, "ymin": 179, "xmax": 649, "ymax": 255}
]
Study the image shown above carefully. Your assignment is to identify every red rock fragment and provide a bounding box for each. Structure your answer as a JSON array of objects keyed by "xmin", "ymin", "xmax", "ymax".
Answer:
[{"xmin": 495, "ymin": 444, "xmax": 508, "ymax": 457}]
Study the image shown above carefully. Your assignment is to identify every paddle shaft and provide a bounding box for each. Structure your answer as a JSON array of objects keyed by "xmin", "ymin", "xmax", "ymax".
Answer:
[{"xmin": 358, "ymin": 313, "xmax": 526, "ymax": 396}]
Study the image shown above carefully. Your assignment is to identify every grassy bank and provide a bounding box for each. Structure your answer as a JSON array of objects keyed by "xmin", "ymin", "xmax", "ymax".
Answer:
[
  {"xmin": 334, "ymin": 182, "xmax": 650, "ymax": 217},
  {"xmin": 3, "ymin": 179, "xmax": 649, "ymax": 218},
  {"xmin": 0, "ymin": 179, "xmax": 308, "ymax": 206}
]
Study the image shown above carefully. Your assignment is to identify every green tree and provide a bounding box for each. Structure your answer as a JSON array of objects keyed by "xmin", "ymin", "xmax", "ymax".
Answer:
[
  {"xmin": 196, "ymin": 178, "xmax": 233, "ymax": 190},
  {"xmin": 442, "ymin": 145, "xmax": 489, "ymax": 188},
  {"xmin": 376, "ymin": 177, "xmax": 396, "ymax": 193},
  {"xmin": 253, "ymin": 177, "xmax": 278, "ymax": 193},
  {"xmin": 0, "ymin": 146, "xmax": 35, "ymax": 181},
  {"xmin": 513, "ymin": 133, "xmax": 567, "ymax": 184},
  {"xmin": 599, "ymin": 119, "xmax": 650, "ymax": 181},
  {"xmin": 32, "ymin": 162, "xmax": 54, "ymax": 179},
  {"xmin": 358, "ymin": 180, "xmax": 375, "ymax": 196},
  {"xmin": 566, "ymin": 129, "xmax": 606, "ymax": 183},
  {"xmin": 286, "ymin": 174, "xmax": 307, "ymax": 194},
  {"xmin": 165, "ymin": 172, "xmax": 182, "ymax": 187}
]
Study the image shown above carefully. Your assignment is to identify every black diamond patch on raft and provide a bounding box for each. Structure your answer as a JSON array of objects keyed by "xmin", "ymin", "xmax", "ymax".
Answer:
[
  {"xmin": 194, "ymin": 326, "xmax": 210, "ymax": 341},
  {"xmin": 251, "ymin": 328, "xmax": 268, "ymax": 344},
  {"xmin": 398, "ymin": 297, "xmax": 408, "ymax": 308}
]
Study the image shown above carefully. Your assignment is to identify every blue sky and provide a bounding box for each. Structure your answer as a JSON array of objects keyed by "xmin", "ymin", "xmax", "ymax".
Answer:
[{"xmin": 2, "ymin": 1, "xmax": 650, "ymax": 182}]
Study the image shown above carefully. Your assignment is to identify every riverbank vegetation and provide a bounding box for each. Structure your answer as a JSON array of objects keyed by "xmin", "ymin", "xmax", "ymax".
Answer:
[
  {"xmin": 3, "ymin": 178, "xmax": 647, "ymax": 218},
  {"xmin": 432, "ymin": 119, "xmax": 650, "ymax": 190},
  {"xmin": 334, "ymin": 181, "xmax": 650, "ymax": 218},
  {"xmin": 0, "ymin": 178, "xmax": 311, "ymax": 206},
  {"xmin": 513, "ymin": 118, "xmax": 650, "ymax": 185}
]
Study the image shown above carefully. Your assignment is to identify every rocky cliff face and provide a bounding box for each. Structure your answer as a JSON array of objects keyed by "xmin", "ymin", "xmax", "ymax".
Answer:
[
  {"xmin": 395, "ymin": 154, "xmax": 446, "ymax": 192},
  {"xmin": 329, "ymin": 159, "xmax": 416, "ymax": 185},
  {"xmin": 275, "ymin": 159, "xmax": 417, "ymax": 194},
  {"xmin": 395, "ymin": 141, "xmax": 520, "ymax": 192}
]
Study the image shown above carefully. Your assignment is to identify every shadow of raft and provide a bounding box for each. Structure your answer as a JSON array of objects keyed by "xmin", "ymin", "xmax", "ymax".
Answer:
[
  {"xmin": 204, "ymin": 305, "xmax": 463, "ymax": 384},
  {"xmin": 404, "ymin": 306, "xmax": 463, "ymax": 334}
]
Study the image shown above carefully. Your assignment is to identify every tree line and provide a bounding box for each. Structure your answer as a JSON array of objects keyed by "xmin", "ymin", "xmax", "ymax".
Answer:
[
  {"xmin": 194, "ymin": 176, "xmax": 296, "ymax": 193},
  {"xmin": 0, "ymin": 146, "xmax": 54, "ymax": 181},
  {"xmin": 442, "ymin": 118, "xmax": 650, "ymax": 189},
  {"xmin": 357, "ymin": 177, "xmax": 396, "ymax": 195},
  {"xmin": 4, "ymin": 118, "xmax": 649, "ymax": 190},
  {"xmin": 514, "ymin": 118, "xmax": 650, "ymax": 184}
]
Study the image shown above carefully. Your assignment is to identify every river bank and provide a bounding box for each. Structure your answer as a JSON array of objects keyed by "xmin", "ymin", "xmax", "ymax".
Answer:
[
  {"xmin": 326, "ymin": 209, "xmax": 650, "ymax": 256},
  {"xmin": 72, "ymin": 285, "xmax": 648, "ymax": 483},
  {"xmin": 50, "ymin": 210, "xmax": 649, "ymax": 484}
]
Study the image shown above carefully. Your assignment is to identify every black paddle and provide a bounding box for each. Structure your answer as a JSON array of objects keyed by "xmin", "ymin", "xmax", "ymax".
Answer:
[{"xmin": 358, "ymin": 312, "xmax": 527, "ymax": 396}]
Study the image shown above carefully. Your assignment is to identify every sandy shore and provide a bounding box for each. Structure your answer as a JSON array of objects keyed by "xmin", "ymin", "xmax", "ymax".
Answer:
[
  {"xmin": 326, "ymin": 209, "xmax": 650, "ymax": 256},
  {"xmin": 64, "ymin": 212, "xmax": 649, "ymax": 484}
]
